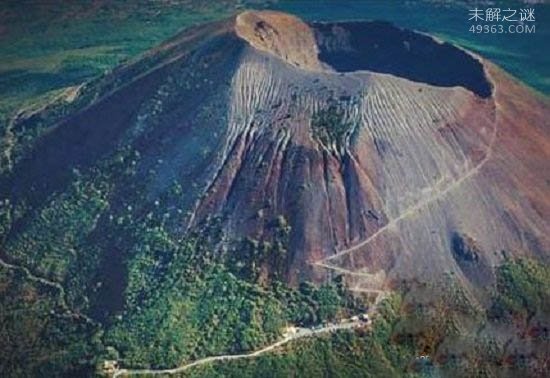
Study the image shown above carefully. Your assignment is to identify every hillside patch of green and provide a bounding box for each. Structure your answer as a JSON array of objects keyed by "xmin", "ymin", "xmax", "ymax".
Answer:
[
  {"xmin": 182, "ymin": 294, "xmax": 420, "ymax": 378},
  {"xmin": 104, "ymin": 219, "xmax": 362, "ymax": 369},
  {"xmin": 490, "ymin": 257, "xmax": 550, "ymax": 323},
  {"xmin": 311, "ymin": 104, "xmax": 355, "ymax": 151}
]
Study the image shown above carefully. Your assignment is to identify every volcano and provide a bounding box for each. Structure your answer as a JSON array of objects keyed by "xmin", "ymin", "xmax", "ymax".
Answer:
[{"xmin": 3, "ymin": 11, "xmax": 549, "ymax": 299}]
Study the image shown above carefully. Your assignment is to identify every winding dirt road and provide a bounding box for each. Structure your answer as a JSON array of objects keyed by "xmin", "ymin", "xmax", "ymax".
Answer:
[
  {"xmin": 112, "ymin": 317, "xmax": 372, "ymax": 377},
  {"xmin": 0, "ymin": 254, "xmax": 95, "ymax": 324},
  {"xmin": 314, "ymin": 100, "xmax": 499, "ymax": 271}
]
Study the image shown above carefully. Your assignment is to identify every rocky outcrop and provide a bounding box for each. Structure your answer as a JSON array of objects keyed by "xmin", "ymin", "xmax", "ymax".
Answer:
[{"xmin": 235, "ymin": 11, "xmax": 323, "ymax": 71}]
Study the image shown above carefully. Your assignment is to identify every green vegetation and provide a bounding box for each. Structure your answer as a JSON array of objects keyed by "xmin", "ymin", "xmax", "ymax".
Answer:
[
  {"xmin": 490, "ymin": 257, "xmax": 550, "ymax": 324},
  {"xmin": 311, "ymin": 104, "xmax": 355, "ymax": 151},
  {"xmin": 396, "ymin": 258, "xmax": 549, "ymax": 378},
  {"xmin": 5, "ymin": 171, "xmax": 110, "ymax": 282},
  {"xmin": 178, "ymin": 259, "xmax": 550, "ymax": 378},
  {"xmin": 0, "ymin": 136, "xmax": 363, "ymax": 375},
  {"xmin": 1, "ymin": 146, "xmax": 548, "ymax": 378},
  {"xmin": 104, "ymin": 219, "xmax": 360, "ymax": 369},
  {"xmin": 181, "ymin": 295, "xmax": 421, "ymax": 378},
  {"xmin": 228, "ymin": 215, "xmax": 291, "ymax": 282},
  {"xmin": 1, "ymin": 140, "xmax": 548, "ymax": 377},
  {"xmin": 190, "ymin": 261, "xmax": 543, "ymax": 378},
  {"xmin": 0, "ymin": 266, "xmax": 100, "ymax": 377}
]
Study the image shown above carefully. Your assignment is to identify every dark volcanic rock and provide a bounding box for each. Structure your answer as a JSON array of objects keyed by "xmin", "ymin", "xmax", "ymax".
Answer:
[
  {"xmin": 314, "ymin": 21, "xmax": 492, "ymax": 98},
  {"xmin": 452, "ymin": 232, "xmax": 481, "ymax": 263}
]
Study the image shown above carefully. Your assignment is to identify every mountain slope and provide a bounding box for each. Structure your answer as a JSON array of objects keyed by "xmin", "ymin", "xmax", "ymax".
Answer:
[{"xmin": 1, "ymin": 10, "xmax": 549, "ymax": 314}]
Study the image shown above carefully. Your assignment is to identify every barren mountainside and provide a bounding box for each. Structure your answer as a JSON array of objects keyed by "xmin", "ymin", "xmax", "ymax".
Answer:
[{"xmin": 2, "ymin": 10, "xmax": 549, "ymax": 304}]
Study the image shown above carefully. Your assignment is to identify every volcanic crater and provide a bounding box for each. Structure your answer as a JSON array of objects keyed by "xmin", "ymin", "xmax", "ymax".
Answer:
[{"xmin": 3, "ymin": 11, "xmax": 549, "ymax": 306}]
